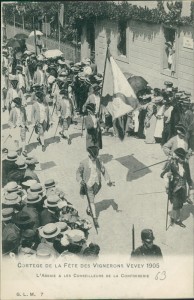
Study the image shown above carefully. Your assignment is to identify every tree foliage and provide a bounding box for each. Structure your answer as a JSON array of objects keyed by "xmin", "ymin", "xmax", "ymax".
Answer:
[{"xmin": 3, "ymin": 1, "xmax": 193, "ymax": 42}]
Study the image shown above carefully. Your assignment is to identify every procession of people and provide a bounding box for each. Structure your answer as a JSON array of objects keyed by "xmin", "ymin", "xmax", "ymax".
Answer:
[{"xmin": 1, "ymin": 29, "xmax": 194, "ymax": 260}]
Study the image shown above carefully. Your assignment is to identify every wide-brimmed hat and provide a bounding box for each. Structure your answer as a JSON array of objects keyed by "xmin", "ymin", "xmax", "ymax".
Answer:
[
  {"xmin": 2, "ymin": 208, "xmax": 14, "ymax": 221},
  {"xmin": 65, "ymin": 229, "xmax": 85, "ymax": 243},
  {"xmin": 154, "ymin": 96, "xmax": 164, "ymax": 103},
  {"xmin": 93, "ymin": 83, "xmax": 101, "ymax": 92},
  {"xmin": 141, "ymin": 229, "xmax": 155, "ymax": 242},
  {"xmin": 59, "ymin": 89, "xmax": 68, "ymax": 97},
  {"xmin": 58, "ymin": 59, "xmax": 66, "ymax": 65},
  {"xmin": 59, "ymin": 71, "xmax": 68, "ymax": 77},
  {"xmin": 15, "ymin": 158, "xmax": 27, "ymax": 170},
  {"xmin": 71, "ymin": 66, "xmax": 79, "ymax": 73},
  {"xmin": 13, "ymin": 211, "xmax": 33, "ymax": 225},
  {"xmin": 56, "ymin": 222, "xmax": 70, "ymax": 234},
  {"xmin": 25, "ymin": 156, "xmax": 39, "ymax": 165},
  {"xmin": 13, "ymin": 97, "xmax": 22, "ymax": 107},
  {"xmin": 6, "ymin": 151, "xmax": 18, "ymax": 161},
  {"xmin": 44, "ymin": 195, "xmax": 61, "ymax": 208},
  {"xmin": 9, "ymin": 74, "xmax": 18, "ymax": 82},
  {"xmin": 85, "ymin": 78, "xmax": 91, "ymax": 85},
  {"xmin": 87, "ymin": 146, "xmax": 99, "ymax": 158},
  {"xmin": 36, "ymin": 249, "xmax": 51, "ymax": 258},
  {"xmin": 22, "ymin": 180, "xmax": 38, "ymax": 188},
  {"xmin": 5, "ymin": 181, "xmax": 21, "ymax": 193},
  {"xmin": 16, "ymin": 65, "xmax": 23, "ymax": 72},
  {"xmin": 86, "ymin": 103, "xmax": 96, "ymax": 113},
  {"xmin": 28, "ymin": 183, "xmax": 44, "ymax": 194},
  {"xmin": 3, "ymin": 193, "xmax": 21, "ymax": 206},
  {"xmin": 57, "ymin": 200, "xmax": 68, "ymax": 209},
  {"xmin": 39, "ymin": 223, "xmax": 61, "ymax": 239},
  {"xmin": 174, "ymin": 148, "xmax": 187, "ymax": 160},
  {"xmin": 165, "ymin": 41, "xmax": 173, "ymax": 47},
  {"xmin": 176, "ymin": 124, "xmax": 187, "ymax": 136},
  {"xmin": 26, "ymin": 192, "xmax": 42, "ymax": 204},
  {"xmin": 32, "ymin": 83, "xmax": 41, "ymax": 89},
  {"xmin": 44, "ymin": 179, "xmax": 57, "ymax": 189},
  {"xmin": 60, "ymin": 236, "xmax": 70, "ymax": 247}
]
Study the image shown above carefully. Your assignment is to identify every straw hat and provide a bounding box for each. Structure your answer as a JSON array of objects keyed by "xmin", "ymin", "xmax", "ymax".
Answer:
[
  {"xmin": 6, "ymin": 151, "xmax": 18, "ymax": 161},
  {"xmin": 3, "ymin": 193, "xmax": 21, "ymax": 205},
  {"xmin": 26, "ymin": 192, "xmax": 42, "ymax": 204},
  {"xmin": 44, "ymin": 195, "xmax": 61, "ymax": 208},
  {"xmin": 39, "ymin": 223, "xmax": 61, "ymax": 239},
  {"xmin": 2, "ymin": 208, "xmax": 14, "ymax": 221},
  {"xmin": 5, "ymin": 181, "xmax": 21, "ymax": 193}
]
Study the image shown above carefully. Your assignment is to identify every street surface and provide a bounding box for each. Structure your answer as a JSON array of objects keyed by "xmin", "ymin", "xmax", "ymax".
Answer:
[{"xmin": 2, "ymin": 97, "xmax": 194, "ymax": 257}]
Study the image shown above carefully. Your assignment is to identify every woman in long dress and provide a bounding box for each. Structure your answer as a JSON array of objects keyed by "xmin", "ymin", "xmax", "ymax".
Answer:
[{"xmin": 154, "ymin": 97, "xmax": 165, "ymax": 142}]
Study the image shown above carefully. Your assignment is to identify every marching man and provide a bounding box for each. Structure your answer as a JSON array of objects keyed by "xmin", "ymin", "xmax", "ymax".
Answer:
[
  {"xmin": 76, "ymin": 146, "xmax": 114, "ymax": 229},
  {"xmin": 8, "ymin": 97, "xmax": 28, "ymax": 153},
  {"xmin": 31, "ymin": 91, "xmax": 50, "ymax": 152},
  {"xmin": 161, "ymin": 147, "xmax": 193, "ymax": 228},
  {"xmin": 57, "ymin": 89, "xmax": 74, "ymax": 145}
]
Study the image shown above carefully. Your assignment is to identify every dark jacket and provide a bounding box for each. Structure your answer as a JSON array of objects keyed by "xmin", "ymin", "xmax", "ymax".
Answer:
[
  {"xmin": 131, "ymin": 244, "xmax": 163, "ymax": 258},
  {"xmin": 40, "ymin": 209, "xmax": 58, "ymax": 226}
]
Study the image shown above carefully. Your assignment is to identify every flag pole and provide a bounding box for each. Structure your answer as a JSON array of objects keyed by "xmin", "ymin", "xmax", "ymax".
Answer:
[
  {"xmin": 98, "ymin": 38, "xmax": 111, "ymax": 117},
  {"xmin": 45, "ymin": 14, "xmax": 47, "ymax": 48},
  {"xmin": 58, "ymin": 6, "xmax": 60, "ymax": 50},
  {"xmin": 33, "ymin": 16, "xmax": 37, "ymax": 56},
  {"xmin": 100, "ymin": 38, "xmax": 111, "ymax": 101},
  {"xmin": 13, "ymin": 13, "xmax": 16, "ymax": 35}
]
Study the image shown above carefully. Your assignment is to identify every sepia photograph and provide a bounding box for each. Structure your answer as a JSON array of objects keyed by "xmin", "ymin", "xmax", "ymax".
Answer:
[{"xmin": 1, "ymin": 1, "xmax": 194, "ymax": 299}]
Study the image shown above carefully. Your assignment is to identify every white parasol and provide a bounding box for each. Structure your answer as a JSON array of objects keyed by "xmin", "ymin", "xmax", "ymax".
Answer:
[
  {"xmin": 43, "ymin": 49, "xmax": 63, "ymax": 58},
  {"xmin": 28, "ymin": 30, "xmax": 43, "ymax": 37}
]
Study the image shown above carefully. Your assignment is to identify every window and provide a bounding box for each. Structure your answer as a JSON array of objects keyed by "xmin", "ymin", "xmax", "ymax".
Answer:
[
  {"xmin": 117, "ymin": 20, "xmax": 127, "ymax": 56},
  {"xmin": 162, "ymin": 27, "xmax": 177, "ymax": 77},
  {"xmin": 86, "ymin": 21, "xmax": 95, "ymax": 56}
]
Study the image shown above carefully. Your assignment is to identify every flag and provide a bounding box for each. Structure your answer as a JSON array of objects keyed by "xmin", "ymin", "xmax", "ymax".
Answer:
[
  {"xmin": 101, "ymin": 49, "xmax": 139, "ymax": 140},
  {"xmin": 59, "ymin": 4, "xmax": 64, "ymax": 27}
]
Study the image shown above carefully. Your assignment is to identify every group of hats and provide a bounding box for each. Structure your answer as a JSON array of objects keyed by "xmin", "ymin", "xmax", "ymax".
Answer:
[{"xmin": 38, "ymin": 222, "xmax": 86, "ymax": 245}]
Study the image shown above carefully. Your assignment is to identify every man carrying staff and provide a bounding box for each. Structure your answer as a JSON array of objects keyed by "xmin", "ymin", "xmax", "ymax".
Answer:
[
  {"xmin": 31, "ymin": 91, "xmax": 50, "ymax": 152},
  {"xmin": 76, "ymin": 146, "xmax": 114, "ymax": 228},
  {"xmin": 83, "ymin": 84, "xmax": 101, "ymax": 115},
  {"xmin": 161, "ymin": 148, "xmax": 193, "ymax": 228},
  {"xmin": 84, "ymin": 103, "xmax": 102, "ymax": 150}
]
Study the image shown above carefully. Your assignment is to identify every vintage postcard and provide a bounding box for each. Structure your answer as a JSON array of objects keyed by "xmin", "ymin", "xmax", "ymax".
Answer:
[{"xmin": 1, "ymin": 1, "xmax": 194, "ymax": 299}]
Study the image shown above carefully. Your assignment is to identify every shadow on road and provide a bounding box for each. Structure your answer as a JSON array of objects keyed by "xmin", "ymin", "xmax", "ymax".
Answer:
[
  {"xmin": 2, "ymin": 123, "xmax": 9, "ymax": 130},
  {"xmin": 40, "ymin": 161, "xmax": 57, "ymax": 171},
  {"xmin": 26, "ymin": 136, "xmax": 60, "ymax": 153},
  {"xmin": 99, "ymin": 154, "xmax": 113, "ymax": 164},
  {"xmin": 116, "ymin": 155, "xmax": 151, "ymax": 181},
  {"xmin": 181, "ymin": 204, "xmax": 194, "ymax": 221},
  {"xmin": 95, "ymin": 199, "xmax": 120, "ymax": 218},
  {"xmin": 70, "ymin": 132, "xmax": 82, "ymax": 140}
]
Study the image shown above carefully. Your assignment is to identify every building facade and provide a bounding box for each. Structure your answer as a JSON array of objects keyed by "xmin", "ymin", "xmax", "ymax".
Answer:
[{"xmin": 81, "ymin": 2, "xmax": 194, "ymax": 96}]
